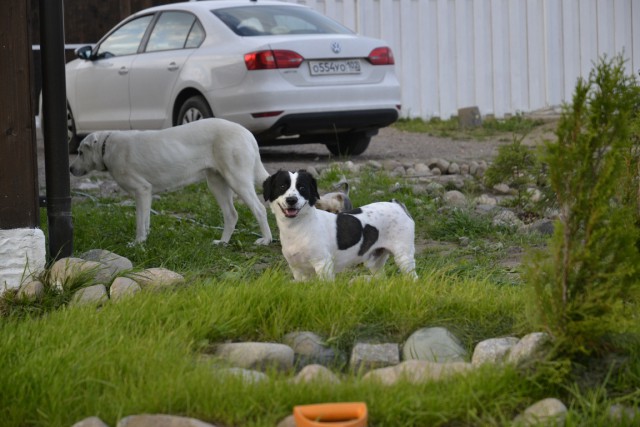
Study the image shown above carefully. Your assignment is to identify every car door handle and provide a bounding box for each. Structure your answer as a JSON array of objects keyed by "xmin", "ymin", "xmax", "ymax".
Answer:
[
  {"xmin": 118, "ymin": 66, "xmax": 129, "ymax": 75},
  {"xmin": 167, "ymin": 62, "xmax": 179, "ymax": 71}
]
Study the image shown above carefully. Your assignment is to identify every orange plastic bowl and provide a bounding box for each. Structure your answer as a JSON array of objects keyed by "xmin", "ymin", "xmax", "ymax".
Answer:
[{"xmin": 293, "ymin": 402, "xmax": 368, "ymax": 427}]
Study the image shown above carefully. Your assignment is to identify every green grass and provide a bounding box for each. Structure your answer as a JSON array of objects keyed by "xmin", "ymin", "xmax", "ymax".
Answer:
[
  {"xmin": 0, "ymin": 274, "xmax": 534, "ymax": 427},
  {"xmin": 394, "ymin": 115, "xmax": 546, "ymax": 141},
  {"xmin": 2, "ymin": 163, "xmax": 639, "ymax": 426}
]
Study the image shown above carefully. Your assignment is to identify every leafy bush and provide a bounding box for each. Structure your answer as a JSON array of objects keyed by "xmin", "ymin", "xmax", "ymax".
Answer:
[
  {"xmin": 483, "ymin": 137, "xmax": 545, "ymax": 210},
  {"xmin": 525, "ymin": 55, "xmax": 640, "ymax": 358}
]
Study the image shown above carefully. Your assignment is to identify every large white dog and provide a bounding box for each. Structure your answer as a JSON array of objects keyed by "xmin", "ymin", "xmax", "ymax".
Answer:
[
  {"xmin": 70, "ymin": 118, "xmax": 272, "ymax": 245},
  {"xmin": 263, "ymin": 170, "xmax": 418, "ymax": 281}
]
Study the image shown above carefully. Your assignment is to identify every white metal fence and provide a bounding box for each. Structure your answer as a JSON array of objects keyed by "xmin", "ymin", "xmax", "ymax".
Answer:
[{"xmin": 285, "ymin": 0, "xmax": 640, "ymax": 120}]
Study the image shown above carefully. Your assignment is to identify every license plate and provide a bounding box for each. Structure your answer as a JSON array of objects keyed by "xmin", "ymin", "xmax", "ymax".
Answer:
[{"xmin": 309, "ymin": 59, "xmax": 361, "ymax": 75}]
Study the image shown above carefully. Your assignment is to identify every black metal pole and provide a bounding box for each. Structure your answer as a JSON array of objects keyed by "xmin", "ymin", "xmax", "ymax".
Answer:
[{"xmin": 39, "ymin": 0, "xmax": 73, "ymax": 260}]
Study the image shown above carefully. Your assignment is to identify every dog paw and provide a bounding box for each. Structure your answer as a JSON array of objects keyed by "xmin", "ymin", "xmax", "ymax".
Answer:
[
  {"xmin": 254, "ymin": 237, "xmax": 272, "ymax": 245},
  {"xmin": 127, "ymin": 240, "xmax": 146, "ymax": 249},
  {"xmin": 212, "ymin": 239, "xmax": 228, "ymax": 245}
]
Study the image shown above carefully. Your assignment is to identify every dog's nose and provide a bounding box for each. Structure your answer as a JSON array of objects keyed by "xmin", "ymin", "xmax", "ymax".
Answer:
[{"xmin": 285, "ymin": 196, "xmax": 298, "ymax": 206}]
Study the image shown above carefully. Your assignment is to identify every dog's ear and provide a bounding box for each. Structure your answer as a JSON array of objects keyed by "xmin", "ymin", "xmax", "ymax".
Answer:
[
  {"xmin": 303, "ymin": 171, "xmax": 320, "ymax": 206},
  {"xmin": 262, "ymin": 175, "xmax": 273, "ymax": 202},
  {"xmin": 89, "ymin": 133, "xmax": 101, "ymax": 147}
]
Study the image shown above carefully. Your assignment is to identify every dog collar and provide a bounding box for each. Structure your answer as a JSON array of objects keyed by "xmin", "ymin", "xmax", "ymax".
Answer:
[{"xmin": 101, "ymin": 133, "xmax": 111, "ymax": 171}]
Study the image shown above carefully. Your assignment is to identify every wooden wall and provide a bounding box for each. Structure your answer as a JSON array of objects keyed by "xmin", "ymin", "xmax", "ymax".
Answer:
[{"xmin": 31, "ymin": 0, "xmax": 177, "ymax": 46}]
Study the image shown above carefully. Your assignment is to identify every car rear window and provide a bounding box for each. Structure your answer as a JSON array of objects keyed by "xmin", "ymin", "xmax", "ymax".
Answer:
[{"xmin": 212, "ymin": 5, "xmax": 353, "ymax": 36}]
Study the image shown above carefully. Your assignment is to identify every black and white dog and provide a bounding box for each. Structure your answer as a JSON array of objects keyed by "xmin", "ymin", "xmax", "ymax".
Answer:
[{"xmin": 263, "ymin": 170, "xmax": 418, "ymax": 281}]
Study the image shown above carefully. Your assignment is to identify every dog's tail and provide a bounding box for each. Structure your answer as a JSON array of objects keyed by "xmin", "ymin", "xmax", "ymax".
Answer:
[{"xmin": 254, "ymin": 157, "xmax": 270, "ymax": 187}]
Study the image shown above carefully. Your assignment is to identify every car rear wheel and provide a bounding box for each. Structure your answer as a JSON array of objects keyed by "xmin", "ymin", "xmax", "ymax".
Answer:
[
  {"xmin": 326, "ymin": 132, "xmax": 371, "ymax": 156},
  {"xmin": 67, "ymin": 104, "xmax": 80, "ymax": 153},
  {"xmin": 177, "ymin": 95, "xmax": 213, "ymax": 125}
]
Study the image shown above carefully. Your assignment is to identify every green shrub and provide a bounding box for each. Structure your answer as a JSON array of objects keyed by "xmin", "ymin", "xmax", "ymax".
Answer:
[
  {"xmin": 525, "ymin": 55, "xmax": 640, "ymax": 358},
  {"xmin": 483, "ymin": 137, "xmax": 544, "ymax": 210}
]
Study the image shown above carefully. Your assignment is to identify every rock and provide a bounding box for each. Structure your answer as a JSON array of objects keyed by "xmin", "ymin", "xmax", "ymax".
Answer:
[
  {"xmin": 512, "ymin": 398, "xmax": 567, "ymax": 426},
  {"xmin": 428, "ymin": 158, "xmax": 450, "ymax": 174},
  {"xmin": 609, "ymin": 404, "xmax": 640, "ymax": 423},
  {"xmin": 475, "ymin": 194, "xmax": 497, "ymax": 206},
  {"xmin": 276, "ymin": 415, "xmax": 297, "ymax": 427},
  {"xmin": 458, "ymin": 106, "xmax": 482, "ymax": 129},
  {"xmin": 81, "ymin": 249, "xmax": 133, "ymax": 277},
  {"xmin": 391, "ymin": 166, "xmax": 406, "ymax": 176},
  {"xmin": 425, "ymin": 182, "xmax": 445, "ymax": 194},
  {"xmin": 527, "ymin": 219, "xmax": 555, "ymax": 236},
  {"xmin": 343, "ymin": 161, "xmax": 360, "ymax": 173},
  {"xmin": 411, "ymin": 185, "xmax": 427, "ymax": 196},
  {"xmin": 472, "ymin": 337, "xmax": 519, "ymax": 365},
  {"xmin": 383, "ymin": 159, "xmax": 402, "ymax": 171},
  {"xmin": 117, "ymin": 414, "xmax": 217, "ymax": 427},
  {"xmin": 72, "ymin": 417, "xmax": 110, "ymax": 427},
  {"xmin": 474, "ymin": 161, "xmax": 487, "ymax": 178},
  {"xmin": 492, "ymin": 183, "xmax": 512, "ymax": 195},
  {"xmin": 71, "ymin": 284, "xmax": 108, "ymax": 306},
  {"xmin": 17, "ymin": 280, "xmax": 45, "ymax": 301},
  {"xmin": 414, "ymin": 163, "xmax": 432, "ymax": 176},
  {"xmin": 447, "ymin": 162, "xmax": 460, "ymax": 175},
  {"xmin": 469, "ymin": 161, "xmax": 479, "ymax": 176},
  {"xmin": 402, "ymin": 327, "xmax": 467, "ymax": 363},
  {"xmin": 443, "ymin": 190, "xmax": 467, "ymax": 207},
  {"xmin": 350, "ymin": 343, "xmax": 400, "ymax": 372},
  {"xmin": 459, "ymin": 163, "xmax": 470, "ymax": 175},
  {"xmin": 282, "ymin": 331, "xmax": 343, "ymax": 368},
  {"xmin": 110, "ymin": 277, "xmax": 141, "ymax": 300},
  {"xmin": 507, "ymin": 332, "xmax": 551, "ymax": 367},
  {"xmin": 215, "ymin": 342, "xmax": 294, "ymax": 371},
  {"xmin": 292, "ymin": 364, "xmax": 341, "ymax": 384},
  {"xmin": 219, "ymin": 367, "xmax": 268, "ymax": 384},
  {"xmin": 50, "ymin": 257, "xmax": 110, "ymax": 290},
  {"xmin": 526, "ymin": 187, "xmax": 543, "ymax": 202},
  {"xmin": 367, "ymin": 160, "xmax": 382, "ymax": 170},
  {"xmin": 492, "ymin": 210, "xmax": 523, "ymax": 228},
  {"xmin": 132, "ymin": 268, "xmax": 184, "ymax": 290},
  {"xmin": 363, "ymin": 360, "xmax": 473, "ymax": 385},
  {"xmin": 475, "ymin": 204, "xmax": 498, "ymax": 215}
]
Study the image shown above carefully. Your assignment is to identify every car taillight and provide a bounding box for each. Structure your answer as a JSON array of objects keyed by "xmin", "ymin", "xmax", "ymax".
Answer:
[
  {"xmin": 244, "ymin": 50, "xmax": 304, "ymax": 70},
  {"xmin": 368, "ymin": 47, "xmax": 395, "ymax": 65}
]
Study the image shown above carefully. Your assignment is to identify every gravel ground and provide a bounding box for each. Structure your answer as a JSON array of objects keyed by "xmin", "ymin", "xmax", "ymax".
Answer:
[{"xmin": 258, "ymin": 127, "xmax": 501, "ymax": 174}]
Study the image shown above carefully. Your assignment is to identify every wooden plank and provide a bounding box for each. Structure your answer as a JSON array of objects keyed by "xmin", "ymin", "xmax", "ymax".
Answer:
[
  {"xmin": 456, "ymin": 0, "xmax": 475, "ymax": 108},
  {"xmin": 419, "ymin": 0, "xmax": 441, "ymax": 118},
  {"xmin": 437, "ymin": 0, "xmax": 457, "ymax": 118},
  {"xmin": 526, "ymin": 0, "xmax": 546, "ymax": 111},
  {"xmin": 0, "ymin": 0, "xmax": 39, "ymax": 228},
  {"xmin": 508, "ymin": 0, "xmax": 528, "ymax": 112},
  {"xmin": 562, "ymin": 0, "xmax": 581, "ymax": 99},
  {"xmin": 545, "ymin": 0, "xmax": 564, "ymax": 106},
  {"xmin": 474, "ymin": 0, "xmax": 494, "ymax": 116},
  {"xmin": 491, "ymin": 0, "xmax": 511, "ymax": 117}
]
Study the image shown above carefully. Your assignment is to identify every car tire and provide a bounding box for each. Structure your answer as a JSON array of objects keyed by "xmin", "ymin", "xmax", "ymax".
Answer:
[
  {"xmin": 326, "ymin": 132, "xmax": 371, "ymax": 156},
  {"xmin": 177, "ymin": 95, "xmax": 213, "ymax": 125},
  {"xmin": 67, "ymin": 104, "xmax": 80, "ymax": 154}
]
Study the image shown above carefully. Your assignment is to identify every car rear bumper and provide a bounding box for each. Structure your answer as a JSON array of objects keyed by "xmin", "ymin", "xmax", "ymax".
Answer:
[{"xmin": 254, "ymin": 108, "xmax": 399, "ymax": 142}]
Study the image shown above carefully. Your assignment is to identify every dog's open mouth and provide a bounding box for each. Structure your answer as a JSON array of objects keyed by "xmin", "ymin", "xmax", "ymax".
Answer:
[{"xmin": 281, "ymin": 207, "xmax": 300, "ymax": 218}]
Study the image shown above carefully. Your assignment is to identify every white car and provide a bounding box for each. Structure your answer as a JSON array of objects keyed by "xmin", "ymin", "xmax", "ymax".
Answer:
[{"xmin": 64, "ymin": 0, "xmax": 401, "ymax": 155}]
